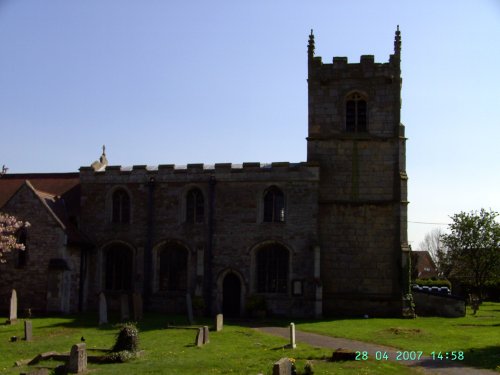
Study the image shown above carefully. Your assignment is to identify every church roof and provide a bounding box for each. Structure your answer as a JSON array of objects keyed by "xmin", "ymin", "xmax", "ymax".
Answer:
[
  {"xmin": 0, "ymin": 173, "xmax": 79, "ymax": 208},
  {"xmin": 0, "ymin": 173, "xmax": 90, "ymax": 246}
]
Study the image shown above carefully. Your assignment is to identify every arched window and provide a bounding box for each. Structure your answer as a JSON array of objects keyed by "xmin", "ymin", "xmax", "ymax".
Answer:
[
  {"xmin": 256, "ymin": 244, "xmax": 289, "ymax": 293},
  {"xmin": 159, "ymin": 244, "xmax": 188, "ymax": 291},
  {"xmin": 186, "ymin": 188, "xmax": 204, "ymax": 223},
  {"xmin": 346, "ymin": 92, "xmax": 367, "ymax": 132},
  {"xmin": 105, "ymin": 244, "xmax": 132, "ymax": 291},
  {"xmin": 16, "ymin": 228, "xmax": 28, "ymax": 268},
  {"xmin": 263, "ymin": 186, "xmax": 285, "ymax": 222},
  {"xmin": 112, "ymin": 189, "xmax": 130, "ymax": 224}
]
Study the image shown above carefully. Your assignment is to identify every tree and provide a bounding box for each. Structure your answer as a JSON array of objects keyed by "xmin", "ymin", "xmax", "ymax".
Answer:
[
  {"xmin": 0, "ymin": 213, "xmax": 30, "ymax": 263},
  {"xmin": 418, "ymin": 227, "xmax": 447, "ymax": 277},
  {"xmin": 441, "ymin": 209, "xmax": 500, "ymax": 302}
]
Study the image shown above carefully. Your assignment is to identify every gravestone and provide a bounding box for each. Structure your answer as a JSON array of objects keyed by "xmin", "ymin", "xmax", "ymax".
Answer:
[
  {"xmin": 8, "ymin": 289, "xmax": 17, "ymax": 324},
  {"xmin": 120, "ymin": 293, "xmax": 130, "ymax": 321},
  {"xmin": 289, "ymin": 322, "xmax": 296, "ymax": 349},
  {"xmin": 273, "ymin": 357, "xmax": 292, "ymax": 375},
  {"xmin": 98, "ymin": 292, "xmax": 108, "ymax": 325},
  {"xmin": 132, "ymin": 292, "xmax": 143, "ymax": 321},
  {"xmin": 24, "ymin": 320, "xmax": 33, "ymax": 341},
  {"xmin": 68, "ymin": 343, "xmax": 87, "ymax": 373},
  {"xmin": 186, "ymin": 294, "xmax": 194, "ymax": 325},
  {"xmin": 195, "ymin": 327, "xmax": 204, "ymax": 347},
  {"xmin": 215, "ymin": 313, "xmax": 223, "ymax": 332},
  {"xmin": 202, "ymin": 325, "xmax": 210, "ymax": 344}
]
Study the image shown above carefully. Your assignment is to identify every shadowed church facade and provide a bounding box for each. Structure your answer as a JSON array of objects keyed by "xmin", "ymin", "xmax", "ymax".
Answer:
[{"xmin": 0, "ymin": 28, "xmax": 409, "ymax": 317}]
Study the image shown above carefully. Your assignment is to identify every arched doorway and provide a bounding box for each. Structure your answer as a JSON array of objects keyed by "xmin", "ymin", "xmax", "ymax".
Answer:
[{"xmin": 222, "ymin": 273, "xmax": 241, "ymax": 317}]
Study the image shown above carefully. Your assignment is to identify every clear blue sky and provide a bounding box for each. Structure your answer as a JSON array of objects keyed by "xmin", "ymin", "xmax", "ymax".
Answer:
[{"xmin": 1, "ymin": 0, "xmax": 499, "ymax": 248}]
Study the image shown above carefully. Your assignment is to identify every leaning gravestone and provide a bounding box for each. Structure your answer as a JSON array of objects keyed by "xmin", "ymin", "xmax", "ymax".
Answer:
[
  {"xmin": 195, "ymin": 327, "xmax": 204, "ymax": 347},
  {"xmin": 215, "ymin": 313, "xmax": 223, "ymax": 332},
  {"xmin": 120, "ymin": 293, "xmax": 130, "ymax": 321},
  {"xmin": 273, "ymin": 357, "xmax": 292, "ymax": 375},
  {"xmin": 186, "ymin": 294, "xmax": 194, "ymax": 325},
  {"xmin": 202, "ymin": 326, "xmax": 210, "ymax": 344},
  {"xmin": 24, "ymin": 320, "xmax": 33, "ymax": 341},
  {"xmin": 68, "ymin": 343, "xmax": 87, "ymax": 373},
  {"xmin": 98, "ymin": 292, "xmax": 108, "ymax": 325},
  {"xmin": 132, "ymin": 292, "xmax": 143, "ymax": 321},
  {"xmin": 8, "ymin": 289, "xmax": 17, "ymax": 324}
]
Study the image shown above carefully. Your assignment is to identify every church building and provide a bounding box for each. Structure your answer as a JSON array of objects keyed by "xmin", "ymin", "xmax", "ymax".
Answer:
[{"xmin": 0, "ymin": 28, "xmax": 409, "ymax": 317}]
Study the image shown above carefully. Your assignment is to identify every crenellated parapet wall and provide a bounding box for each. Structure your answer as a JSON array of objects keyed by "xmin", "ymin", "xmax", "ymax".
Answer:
[{"xmin": 79, "ymin": 162, "xmax": 319, "ymax": 183}]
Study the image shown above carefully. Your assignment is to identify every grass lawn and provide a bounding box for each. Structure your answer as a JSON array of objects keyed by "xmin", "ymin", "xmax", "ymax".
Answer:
[
  {"xmin": 0, "ymin": 313, "xmax": 421, "ymax": 375},
  {"xmin": 296, "ymin": 302, "xmax": 500, "ymax": 371}
]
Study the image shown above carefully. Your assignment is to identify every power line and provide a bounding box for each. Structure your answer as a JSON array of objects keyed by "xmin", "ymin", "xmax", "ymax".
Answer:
[{"xmin": 408, "ymin": 221, "xmax": 449, "ymax": 225}]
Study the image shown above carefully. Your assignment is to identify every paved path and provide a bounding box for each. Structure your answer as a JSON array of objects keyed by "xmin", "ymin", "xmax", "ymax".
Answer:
[{"xmin": 254, "ymin": 327, "xmax": 498, "ymax": 375}]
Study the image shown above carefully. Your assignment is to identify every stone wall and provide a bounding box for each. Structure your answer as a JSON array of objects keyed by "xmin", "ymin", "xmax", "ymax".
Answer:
[
  {"xmin": 0, "ymin": 184, "xmax": 81, "ymax": 313},
  {"xmin": 79, "ymin": 163, "xmax": 320, "ymax": 317},
  {"xmin": 413, "ymin": 291, "xmax": 466, "ymax": 317}
]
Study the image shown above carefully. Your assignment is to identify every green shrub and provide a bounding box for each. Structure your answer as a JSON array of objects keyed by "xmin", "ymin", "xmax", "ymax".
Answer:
[
  {"xmin": 304, "ymin": 360, "xmax": 314, "ymax": 374},
  {"xmin": 112, "ymin": 322, "xmax": 139, "ymax": 353},
  {"xmin": 414, "ymin": 279, "xmax": 451, "ymax": 288}
]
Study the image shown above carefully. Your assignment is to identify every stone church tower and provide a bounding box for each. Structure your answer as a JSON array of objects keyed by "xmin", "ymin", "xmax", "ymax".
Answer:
[{"xmin": 308, "ymin": 27, "xmax": 409, "ymax": 315}]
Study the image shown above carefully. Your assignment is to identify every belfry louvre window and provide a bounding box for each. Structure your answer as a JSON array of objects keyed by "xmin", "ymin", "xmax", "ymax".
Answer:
[
  {"xmin": 256, "ymin": 245, "xmax": 289, "ymax": 293},
  {"xmin": 263, "ymin": 186, "xmax": 285, "ymax": 222},
  {"xmin": 186, "ymin": 188, "xmax": 204, "ymax": 223},
  {"xmin": 112, "ymin": 189, "xmax": 130, "ymax": 223},
  {"xmin": 159, "ymin": 244, "xmax": 188, "ymax": 291},
  {"xmin": 346, "ymin": 92, "xmax": 367, "ymax": 132}
]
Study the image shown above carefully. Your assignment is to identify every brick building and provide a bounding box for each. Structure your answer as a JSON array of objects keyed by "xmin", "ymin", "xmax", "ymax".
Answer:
[{"xmin": 0, "ymin": 28, "xmax": 409, "ymax": 317}]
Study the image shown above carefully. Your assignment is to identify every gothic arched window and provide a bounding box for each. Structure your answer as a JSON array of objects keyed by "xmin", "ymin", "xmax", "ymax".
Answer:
[
  {"xmin": 159, "ymin": 244, "xmax": 188, "ymax": 291},
  {"xmin": 112, "ymin": 189, "xmax": 130, "ymax": 224},
  {"xmin": 186, "ymin": 188, "xmax": 204, "ymax": 223},
  {"xmin": 263, "ymin": 186, "xmax": 285, "ymax": 223},
  {"xmin": 256, "ymin": 244, "xmax": 289, "ymax": 293},
  {"xmin": 346, "ymin": 92, "xmax": 367, "ymax": 133},
  {"xmin": 105, "ymin": 244, "xmax": 132, "ymax": 291}
]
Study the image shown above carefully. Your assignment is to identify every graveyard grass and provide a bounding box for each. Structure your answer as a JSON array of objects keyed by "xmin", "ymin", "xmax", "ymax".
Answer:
[
  {"xmin": 296, "ymin": 302, "xmax": 500, "ymax": 371},
  {"xmin": 0, "ymin": 303, "xmax": 497, "ymax": 374}
]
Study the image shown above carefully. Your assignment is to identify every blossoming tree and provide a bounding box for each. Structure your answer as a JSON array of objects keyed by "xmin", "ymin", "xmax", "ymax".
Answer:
[{"xmin": 0, "ymin": 213, "xmax": 30, "ymax": 263}]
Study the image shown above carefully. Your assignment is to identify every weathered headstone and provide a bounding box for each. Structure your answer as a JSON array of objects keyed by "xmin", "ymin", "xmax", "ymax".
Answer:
[
  {"xmin": 120, "ymin": 293, "xmax": 130, "ymax": 321},
  {"xmin": 98, "ymin": 292, "xmax": 108, "ymax": 325},
  {"xmin": 24, "ymin": 320, "xmax": 33, "ymax": 341},
  {"xmin": 8, "ymin": 289, "xmax": 17, "ymax": 324},
  {"xmin": 186, "ymin": 294, "xmax": 194, "ymax": 325},
  {"xmin": 202, "ymin": 325, "xmax": 210, "ymax": 344},
  {"xmin": 132, "ymin": 292, "xmax": 143, "ymax": 321},
  {"xmin": 289, "ymin": 322, "xmax": 296, "ymax": 349},
  {"xmin": 273, "ymin": 357, "xmax": 292, "ymax": 375},
  {"xmin": 215, "ymin": 313, "xmax": 223, "ymax": 332},
  {"xmin": 195, "ymin": 327, "xmax": 204, "ymax": 347},
  {"xmin": 68, "ymin": 343, "xmax": 87, "ymax": 373}
]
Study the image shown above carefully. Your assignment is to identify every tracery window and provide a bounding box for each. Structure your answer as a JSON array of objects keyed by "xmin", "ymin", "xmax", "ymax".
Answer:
[
  {"xmin": 263, "ymin": 186, "xmax": 285, "ymax": 223},
  {"xmin": 186, "ymin": 188, "xmax": 204, "ymax": 223},
  {"xmin": 346, "ymin": 92, "xmax": 367, "ymax": 132},
  {"xmin": 105, "ymin": 244, "xmax": 132, "ymax": 291},
  {"xmin": 256, "ymin": 244, "xmax": 289, "ymax": 293},
  {"xmin": 112, "ymin": 189, "xmax": 130, "ymax": 224},
  {"xmin": 159, "ymin": 244, "xmax": 188, "ymax": 291}
]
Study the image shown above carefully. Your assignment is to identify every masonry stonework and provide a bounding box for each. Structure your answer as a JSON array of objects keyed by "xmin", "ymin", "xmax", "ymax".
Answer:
[{"xmin": 1, "ymin": 29, "xmax": 408, "ymax": 317}]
